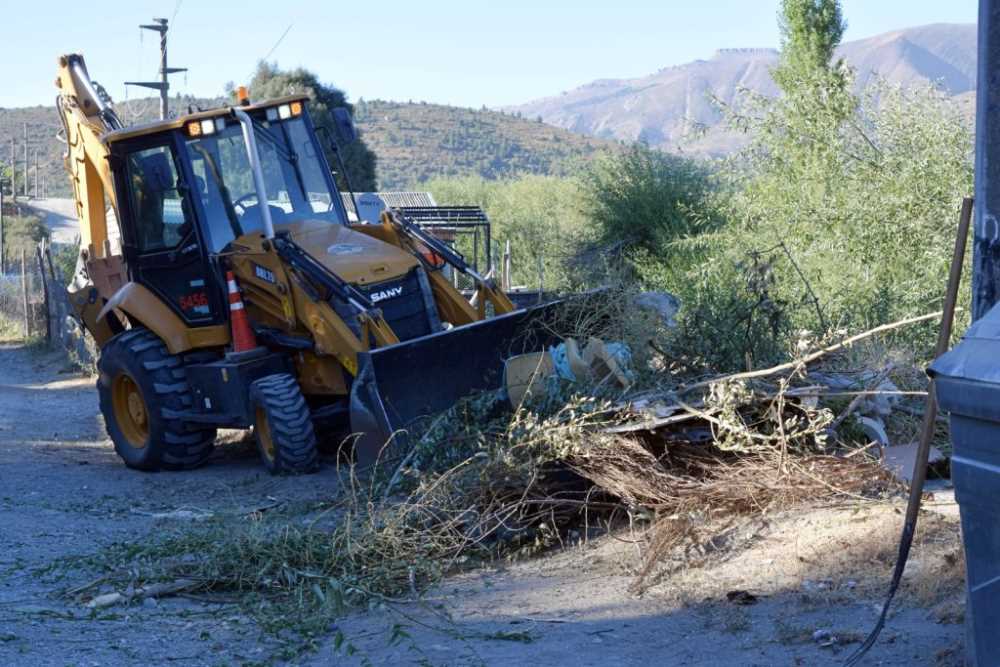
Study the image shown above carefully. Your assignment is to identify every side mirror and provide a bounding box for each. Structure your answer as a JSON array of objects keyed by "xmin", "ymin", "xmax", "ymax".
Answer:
[{"xmin": 332, "ymin": 107, "xmax": 357, "ymax": 145}]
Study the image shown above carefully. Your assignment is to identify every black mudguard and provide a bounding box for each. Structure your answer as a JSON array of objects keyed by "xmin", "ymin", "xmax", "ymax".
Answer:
[{"xmin": 348, "ymin": 299, "xmax": 566, "ymax": 467}]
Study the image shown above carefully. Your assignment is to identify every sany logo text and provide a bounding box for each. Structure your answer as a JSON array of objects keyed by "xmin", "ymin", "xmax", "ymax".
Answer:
[{"xmin": 370, "ymin": 286, "xmax": 403, "ymax": 303}]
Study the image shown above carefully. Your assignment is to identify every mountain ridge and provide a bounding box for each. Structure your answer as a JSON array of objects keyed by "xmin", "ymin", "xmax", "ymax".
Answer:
[
  {"xmin": 0, "ymin": 98, "xmax": 616, "ymax": 198},
  {"xmin": 506, "ymin": 22, "xmax": 977, "ymax": 154}
]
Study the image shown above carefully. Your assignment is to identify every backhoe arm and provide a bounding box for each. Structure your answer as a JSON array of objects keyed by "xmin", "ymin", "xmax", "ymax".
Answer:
[{"xmin": 55, "ymin": 54, "xmax": 121, "ymax": 259}]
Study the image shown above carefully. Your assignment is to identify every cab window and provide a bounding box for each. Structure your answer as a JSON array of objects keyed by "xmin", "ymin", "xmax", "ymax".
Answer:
[{"xmin": 125, "ymin": 146, "xmax": 190, "ymax": 253}]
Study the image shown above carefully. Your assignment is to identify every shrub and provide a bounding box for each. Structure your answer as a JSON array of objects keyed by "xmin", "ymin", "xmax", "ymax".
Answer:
[
  {"xmin": 583, "ymin": 144, "xmax": 717, "ymax": 257},
  {"xmin": 2, "ymin": 215, "xmax": 49, "ymax": 267}
]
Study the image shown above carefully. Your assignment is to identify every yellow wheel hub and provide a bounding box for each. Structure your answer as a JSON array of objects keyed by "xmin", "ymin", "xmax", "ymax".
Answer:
[
  {"xmin": 112, "ymin": 373, "xmax": 148, "ymax": 448},
  {"xmin": 255, "ymin": 407, "xmax": 275, "ymax": 462}
]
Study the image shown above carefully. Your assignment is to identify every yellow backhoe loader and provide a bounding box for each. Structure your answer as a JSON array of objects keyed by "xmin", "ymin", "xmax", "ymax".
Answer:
[{"xmin": 55, "ymin": 54, "xmax": 559, "ymax": 473}]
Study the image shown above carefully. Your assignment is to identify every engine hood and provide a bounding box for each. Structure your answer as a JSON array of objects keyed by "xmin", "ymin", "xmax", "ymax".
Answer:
[{"xmin": 279, "ymin": 219, "xmax": 419, "ymax": 286}]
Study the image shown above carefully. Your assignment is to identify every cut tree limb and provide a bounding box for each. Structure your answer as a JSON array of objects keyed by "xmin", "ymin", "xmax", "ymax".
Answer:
[
  {"xmin": 86, "ymin": 579, "xmax": 198, "ymax": 609},
  {"xmin": 680, "ymin": 311, "xmax": 944, "ymax": 394}
]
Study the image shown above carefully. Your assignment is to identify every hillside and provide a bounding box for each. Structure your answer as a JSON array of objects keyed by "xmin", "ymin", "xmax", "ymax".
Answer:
[
  {"xmin": 0, "ymin": 104, "xmax": 74, "ymax": 199},
  {"xmin": 354, "ymin": 100, "xmax": 615, "ymax": 188},
  {"xmin": 0, "ymin": 97, "xmax": 615, "ymax": 200},
  {"xmin": 507, "ymin": 23, "xmax": 977, "ymax": 155},
  {"xmin": 0, "ymin": 95, "xmax": 225, "ymax": 199}
]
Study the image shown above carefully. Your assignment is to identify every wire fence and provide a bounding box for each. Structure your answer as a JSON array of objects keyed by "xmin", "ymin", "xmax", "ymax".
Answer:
[
  {"xmin": 0, "ymin": 240, "xmax": 95, "ymax": 367},
  {"xmin": 0, "ymin": 250, "xmax": 47, "ymax": 337}
]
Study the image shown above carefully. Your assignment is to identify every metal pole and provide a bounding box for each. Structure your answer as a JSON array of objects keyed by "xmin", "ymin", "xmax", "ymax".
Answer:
[
  {"xmin": 232, "ymin": 108, "xmax": 276, "ymax": 239},
  {"xmin": 126, "ymin": 19, "xmax": 186, "ymax": 121},
  {"xmin": 845, "ymin": 197, "xmax": 974, "ymax": 664},
  {"xmin": 159, "ymin": 24, "xmax": 168, "ymax": 120},
  {"xmin": 973, "ymin": 0, "xmax": 1000, "ymax": 320}
]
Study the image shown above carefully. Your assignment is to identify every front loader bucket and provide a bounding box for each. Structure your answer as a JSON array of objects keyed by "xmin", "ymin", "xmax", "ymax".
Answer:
[{"xmin": 348, "ymin": 299, "xmax": 566, "ymax": 467}]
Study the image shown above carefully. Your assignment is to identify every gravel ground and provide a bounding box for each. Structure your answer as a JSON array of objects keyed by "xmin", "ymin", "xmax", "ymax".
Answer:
[{"xmin": 0, "ymin": 341, "xmax": 969, "ymax": 666}]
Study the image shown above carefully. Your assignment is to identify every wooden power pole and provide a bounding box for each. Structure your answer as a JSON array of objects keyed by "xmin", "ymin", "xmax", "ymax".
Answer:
[
  {"xmin": 9, "ymin": 137, "xmax": 15, "ymax": 198},
  {"xmin": 20, "ymin": 248, "xmax": 29, "ymax": 337},
  {"xmin": 22, "ymin": 123, "xmax": 27, "ymax": 198},
  {"xmin": 0, "ymin": 182, "xmax": 5, "ymax": 275}
]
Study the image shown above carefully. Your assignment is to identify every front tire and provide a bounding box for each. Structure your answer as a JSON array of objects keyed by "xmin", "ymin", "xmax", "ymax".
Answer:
[
  {"xmin": 97, "ymin": 328, "xmax": 216, "ymax": 471},
  {"xmin": 250, "ymin": 374, "xmax": 319, "ymax": 475}
]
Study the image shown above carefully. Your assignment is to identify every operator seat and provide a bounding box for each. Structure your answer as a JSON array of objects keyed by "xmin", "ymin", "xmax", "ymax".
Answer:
[
  {"xmin": 130, "ymin": 152, "xmax": 175, "ymax": 251},
  {"xmin": 239, "ymin": 203, "xmax": 289, "ymax": 234}
]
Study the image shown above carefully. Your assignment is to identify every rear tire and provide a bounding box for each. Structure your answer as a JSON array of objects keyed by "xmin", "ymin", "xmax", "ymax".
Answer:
[
  {"xmin": 97, "ymin": 328, "xmax": 216, "ymax": 471},
  {"xmin": 250, "ymin": 374, "xmax": 319, "ymax": 475}
]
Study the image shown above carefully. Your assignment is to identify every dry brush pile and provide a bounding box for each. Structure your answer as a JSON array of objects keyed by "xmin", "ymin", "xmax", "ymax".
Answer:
[{"xmin": 54, "ymin": 299, "xmax": 936, "ymax": 658}]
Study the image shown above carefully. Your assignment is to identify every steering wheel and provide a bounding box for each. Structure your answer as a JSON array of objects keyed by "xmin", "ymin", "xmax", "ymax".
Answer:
[{"xmin": 232, "ymin": 192, "xmax": 259, "ymax": 215}]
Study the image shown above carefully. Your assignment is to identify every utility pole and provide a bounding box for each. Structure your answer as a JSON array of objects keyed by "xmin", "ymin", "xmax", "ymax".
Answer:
[
  {"xmin": 33, "ymin": 149, "xmax": 38, "ymax": 199},
  {"xmin": 125, "ymin": 18, "xmax": 187, "ymax": 120},
  {"xmin": 974, "ymin": 0, "xmax": 1000, "ymax": 320},
  {"xmin": 0, "ymin": 181, "xmax": 5, "ymax": 275},
  {"xmin": 9, "ymin": 137, "xmax": 15, "ymax": 198},
  {"xmin": 22, "ymin": 123, "xmax": 28, "ymax": 198}
]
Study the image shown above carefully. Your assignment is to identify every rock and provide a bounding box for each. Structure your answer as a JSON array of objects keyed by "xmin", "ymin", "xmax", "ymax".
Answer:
[
  {"xmin": 812, "ymin": 628, "xmax": 837, "ymax": 647},
  {"xmin": 802, "ymin": 579, "xmax": 832, "ymax": 592},
  {"xmin": 633, "ymin": 291, "xmax": 680, "ymax": 328},
  {"xmin": 725, "ymin": 590, "xmax": 759, "ymax": 605}
]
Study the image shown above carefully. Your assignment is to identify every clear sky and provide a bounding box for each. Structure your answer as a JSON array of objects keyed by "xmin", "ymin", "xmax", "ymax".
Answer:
[{"xmin": 0, "ymin": 0, "xmax": 979, "ymax": 110}]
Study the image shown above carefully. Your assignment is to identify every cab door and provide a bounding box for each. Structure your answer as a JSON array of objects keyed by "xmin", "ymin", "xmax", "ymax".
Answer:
[{"xmin": 114, "ymin": 137, "xmax": 223, "ymax": 326}]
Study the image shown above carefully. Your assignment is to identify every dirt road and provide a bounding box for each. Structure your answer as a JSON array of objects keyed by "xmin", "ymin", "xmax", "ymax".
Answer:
[
  {"xmin": 0, "ymin": 343, "xmax": 344, "ymax": 665},
  {"xmin": 0, "ymin": 342, "xmax": 968, "ymax": 666}
]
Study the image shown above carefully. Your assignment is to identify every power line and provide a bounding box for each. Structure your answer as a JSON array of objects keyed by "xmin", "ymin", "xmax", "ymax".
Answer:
[
  {"xmin": 242, "ymin": 23, "xmax": 293, "ymax": 89},
  {"xmin": 258, "ymin": 24, "xmax": 293, "ymax": 68},
  {"xmin": 170, "ymin": 0, "xmax": 183, "ymax": 24}
]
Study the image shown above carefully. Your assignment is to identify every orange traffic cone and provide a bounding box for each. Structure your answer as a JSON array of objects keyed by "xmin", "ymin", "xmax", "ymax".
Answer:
[{"xmin": 226, "ymin": 271, "xmax": 258, "ymax": 352}]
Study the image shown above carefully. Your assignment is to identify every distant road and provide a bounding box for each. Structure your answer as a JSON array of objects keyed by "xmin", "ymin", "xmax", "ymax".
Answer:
[
  {"xmin": 22, "ymin": 197, "xmax": 119, "ymax": 247},
  {"xmin": 22, "ymin": 198, "xmax": 79, "ymax": 245}
]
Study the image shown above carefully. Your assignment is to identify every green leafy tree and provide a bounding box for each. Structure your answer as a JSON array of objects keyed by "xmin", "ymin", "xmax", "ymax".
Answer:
[
  {"xmin": 244, "ymin": 62, "xmax": 377, "ymax": 192},
  {"xmin": 772, "ymin": 0, "xmax": 846, "ymax": 89},
  {"xmin": 0, "ymin": 163, "xmax": 14, "ymax": 196},
  {"xmin": 756, "ymin": 0, "xmax": 855, "ymax": 189},
  {"xmin": 674, "ymin": 0, "xmax": 974, "ymax": 370}
]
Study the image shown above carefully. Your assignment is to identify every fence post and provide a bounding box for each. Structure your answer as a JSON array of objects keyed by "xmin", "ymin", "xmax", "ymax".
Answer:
[
  {"xmin": 36, "ymin": 241, "xmax": 50, "ymax": 343},
  {"xmin": 20, "ymin": 248, "xmax": 29, "ymax": 337},
  {"xmin": 0, "ymin": 185, "xmax": 5, "ymax": 276},
  {"xmin": 503, "ymin": 240, "xmax": 512, "ymax": 291},
  {"xmin": 536, "ymin": 255, "xmax": 544, "ymax": 304},
  {"xmin": 44, "ymin": 243, "xmax": 56, "ymax": 282}
]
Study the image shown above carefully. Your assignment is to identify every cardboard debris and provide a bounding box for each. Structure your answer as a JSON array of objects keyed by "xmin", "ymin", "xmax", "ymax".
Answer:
[
  {"xmin": 503, "ymin": 337, "xmax": 632, "ymax": 408},
  {"xmin": 880, "ymin": 442, "xmax": 946, "ymax": 484}
]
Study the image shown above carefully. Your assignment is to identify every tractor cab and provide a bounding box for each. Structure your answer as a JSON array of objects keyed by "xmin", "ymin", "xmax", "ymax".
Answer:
[{"xmin": 102, "ymin": 96, "xmax": 416, "ymax": 327}]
